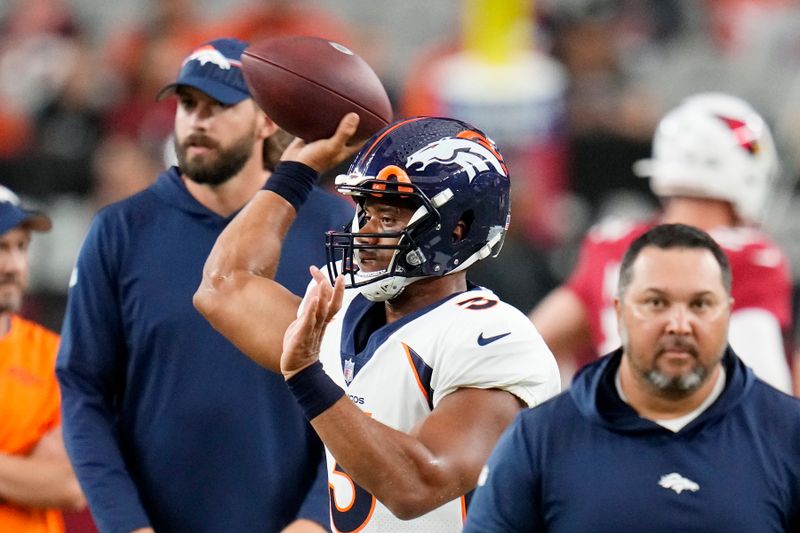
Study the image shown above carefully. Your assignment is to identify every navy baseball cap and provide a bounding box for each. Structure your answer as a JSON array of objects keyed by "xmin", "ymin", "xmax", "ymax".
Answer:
[
  {"xmin": 0, "ymin": 185, "xmax": 52, "ymax": 235},
  {"xmin": 157, "ymin": 38, "xmax": 251, "ymax": 105}
]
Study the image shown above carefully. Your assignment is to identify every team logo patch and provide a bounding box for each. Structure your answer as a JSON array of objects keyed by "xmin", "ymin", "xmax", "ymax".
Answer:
[
  {"xmin": 0, "ymin": 186, "xmax": 21, "ymax": 205},
  {"xmin": 183, "ymin": 45, "xmax": 241, "ymax": 70},
  {"xmin": 717, "ymin": 115, "xmax": 759, "ymax": 155},
  {"xmin": 405, "ymin": 138, "xmax": 507, "ymax": 182},
  {"xmin": 658, "ymin": 472, "xmax": 699, "ymax": 494},
  {"xmin": 477, "ymin": 331, "xmax": 511, "ymax": 346},
  {"xmin": 343, "ymin": 358, "xmax": 355, "ymax": 384}
]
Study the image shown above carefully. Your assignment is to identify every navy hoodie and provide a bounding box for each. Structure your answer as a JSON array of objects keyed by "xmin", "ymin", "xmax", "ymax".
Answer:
[
  {"xmin": 56, "ymin": 168, "xmax": 353, "ymax": 533},
  {"xmin": 465, "ymin": 348, "xmax": 800, "ymax": 532}
]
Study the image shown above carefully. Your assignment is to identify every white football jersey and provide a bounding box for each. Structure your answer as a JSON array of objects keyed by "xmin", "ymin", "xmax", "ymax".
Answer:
[{"xmin": 313, "ymin": 285, "xmax": 560, "ymax": 531}]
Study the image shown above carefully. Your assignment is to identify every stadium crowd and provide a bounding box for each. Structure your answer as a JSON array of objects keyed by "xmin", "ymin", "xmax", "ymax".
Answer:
[{"xmin": 1, "ymin": 0, "xmax": 799, "ymax": 531}]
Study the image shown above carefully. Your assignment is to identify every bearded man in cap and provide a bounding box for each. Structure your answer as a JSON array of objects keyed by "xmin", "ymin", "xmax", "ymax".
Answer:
[{"xmin": 56, "ymin": 38, "xmax": 354, "ymax": 533}]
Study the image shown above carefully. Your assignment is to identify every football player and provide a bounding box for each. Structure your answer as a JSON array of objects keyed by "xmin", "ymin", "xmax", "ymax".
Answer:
[
  {"xmin": 529, "ymin": 93, "xmax": 794, "ymax": 393},
  {"xmin": 195, "ymin": 115, "xmax": 560, "ymax": 530}
]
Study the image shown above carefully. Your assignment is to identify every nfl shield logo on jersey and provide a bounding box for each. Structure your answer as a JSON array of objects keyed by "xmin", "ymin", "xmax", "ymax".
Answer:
[{"xmin": 343, "ymin": 358, "xmax": 355, "ymax": 384}]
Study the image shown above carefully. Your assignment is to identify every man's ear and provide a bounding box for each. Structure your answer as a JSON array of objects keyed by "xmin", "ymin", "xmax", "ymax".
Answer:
[
  {"xmin": 452, "ymin": 220, "xmax": 467, "ymax": 242},
  {"xmin": 452, "ymin": 211, "xmax": 474, "ymax": 242},
  {"xmin": 613, "ymin": 296, "xmax": 624, "ymax": 337},
  {"xmin": 255, "ymin": 106, "xmax": 279, "ymax": 140}
]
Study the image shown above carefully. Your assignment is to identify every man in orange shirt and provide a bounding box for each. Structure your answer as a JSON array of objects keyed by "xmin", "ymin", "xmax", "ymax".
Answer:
[{"xmin": 0, "ymin": 185, "xmax": 85, "ymax": 532}]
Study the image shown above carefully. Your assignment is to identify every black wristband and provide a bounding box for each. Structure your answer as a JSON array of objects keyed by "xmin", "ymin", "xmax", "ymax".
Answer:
[
  {"xmin": 286, "ymin": 361, "xmax": 345, "ymax": 420},
  {"xmin": 264, "ymin": 161, "xmax": 319, "ymax": 211}
]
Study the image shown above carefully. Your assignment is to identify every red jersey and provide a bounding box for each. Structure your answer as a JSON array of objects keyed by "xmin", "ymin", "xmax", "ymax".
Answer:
[{"xmin": 566, "ymin": 219, "xmax": 793, "ymax": 367}]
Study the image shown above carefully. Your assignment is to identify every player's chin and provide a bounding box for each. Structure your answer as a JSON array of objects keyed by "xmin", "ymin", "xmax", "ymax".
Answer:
[
  {"xmin": 355, "ymin": 259, "xmax": 390, "ymax": 273},
  {"xmin": 356, "ymin": 264, "xmax": 380, "ymax": 274}
]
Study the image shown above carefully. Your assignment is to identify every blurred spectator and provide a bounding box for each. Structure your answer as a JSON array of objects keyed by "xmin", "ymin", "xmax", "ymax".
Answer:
[
  {"xmin": 402, "ymin": 0, "xmax": 569, "ymax": 249},
  {"xmin": 0, "ymin": 108, "xmax": 30, "ymax": 160},
  {"xmin": 0, "ymin": 184, "xmax": 86, "ymax": 532},
  {"xmin": 0, "ymin": 0, "xmax": 98, "ymax": 199},
  {"xmin": 12, "ymin": 37, "xmax": 102, "ymax": 199},
  {"xmin": 90, "ymin": 135, "xmax": 160, "ymax": 209},
  {"xmin": 541, "ymin": 0, "xmax": 671, "ymax": 222},
  {"xmin": 104, "ymin": 0, "xmax": 203, "ymax": 95},
  {"xmin": 0, "ymin": 0, "xmax": 79, "ymax": 121},
  {"xmin": 625, "ymin": 0, "xmax": 798, "ymax": 123},
  {"xmin": 101, "ymin": 0, "xmax": 210, "ymax": 153},
  {"xmin": 211, "ymin": 0, "xmax": 354, "ymax": 46}
]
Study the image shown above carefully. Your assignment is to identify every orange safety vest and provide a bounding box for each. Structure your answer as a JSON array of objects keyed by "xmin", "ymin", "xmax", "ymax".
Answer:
[{"xmin": 0, "ymin": 315, "xmax": 63, "ymax": 533}]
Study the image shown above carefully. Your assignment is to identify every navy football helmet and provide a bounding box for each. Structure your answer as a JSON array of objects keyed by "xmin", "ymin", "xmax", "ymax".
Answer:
[{"xmin": 326, "ymin": 116, "xmax": 511, "ymax": 302}]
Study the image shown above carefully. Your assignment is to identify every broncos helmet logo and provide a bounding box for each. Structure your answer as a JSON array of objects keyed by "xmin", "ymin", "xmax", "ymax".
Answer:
[
  {"xmin": 405, "ymin": 137, "xmax": 507, "ymax": 183},
  {"xmin": 182, "ymin": 45, "xmax": 241, "ymax": 70}
]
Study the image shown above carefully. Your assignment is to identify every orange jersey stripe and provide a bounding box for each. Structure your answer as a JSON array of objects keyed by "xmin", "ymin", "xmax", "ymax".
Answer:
[{"xmin": 401, "ymin": 342, "xmax": 431, "ymax": 407}]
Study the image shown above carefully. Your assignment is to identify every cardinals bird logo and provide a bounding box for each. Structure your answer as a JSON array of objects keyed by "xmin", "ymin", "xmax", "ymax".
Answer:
[{"xmin": 717, "ymin": 115, "xmax": 760, "ymax": 155}]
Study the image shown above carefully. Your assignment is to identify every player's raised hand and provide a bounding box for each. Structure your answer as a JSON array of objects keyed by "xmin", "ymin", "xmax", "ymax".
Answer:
[
  {"xmin": 280, "ymin": 266, "xmax": 344, "ymax": 379},
  {"xmin": 281, "ymin": 113, "xmax": 362, "ymax": 173}
]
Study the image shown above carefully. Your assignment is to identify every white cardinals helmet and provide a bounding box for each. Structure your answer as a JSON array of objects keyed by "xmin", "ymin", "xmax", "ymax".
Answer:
[{"xmin": 634, "ymin": 93, "xmax": 778, "ymax": 223}]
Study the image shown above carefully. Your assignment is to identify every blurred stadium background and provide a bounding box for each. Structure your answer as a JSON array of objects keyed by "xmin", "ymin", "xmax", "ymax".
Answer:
[
  {"xmin": 2, "ymin": 0, "xmax": 799, "ymax": 345},
  {"xmin": 3, "ymin": 1, "xmax": 800, "ymax": 531}
]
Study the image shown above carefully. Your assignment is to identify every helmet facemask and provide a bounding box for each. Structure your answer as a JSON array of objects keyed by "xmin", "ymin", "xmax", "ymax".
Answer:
[{"xmin": 326, "ymin": 182, "xmax": 440, "ymax": 302}]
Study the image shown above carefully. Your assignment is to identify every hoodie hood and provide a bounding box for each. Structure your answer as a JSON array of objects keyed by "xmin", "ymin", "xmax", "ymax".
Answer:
[{"xmin": 569, "ymin": 346, "xmax": 756, "ymax": 436}]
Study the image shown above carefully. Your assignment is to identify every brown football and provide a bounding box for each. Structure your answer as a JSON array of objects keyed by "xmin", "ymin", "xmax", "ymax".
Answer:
[{"xmin": 242, "ymin": 35, "xmax": 393, "ymax": 143}]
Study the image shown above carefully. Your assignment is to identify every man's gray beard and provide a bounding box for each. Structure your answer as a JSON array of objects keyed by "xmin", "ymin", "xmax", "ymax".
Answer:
[
  {"xmin": 620, "ymin": 325, "xmax": 717, "ymax": 400},
  {"xmin": 644, "ymin": 366, "xmax": 708, "ymax": 399},
  {"xmin": 175, "ymin": 133, "xmax": 254, "ymax": 186},
  {"xmin": 642, "ymin": 343, "xmax": 727, "ymax": 400}
]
